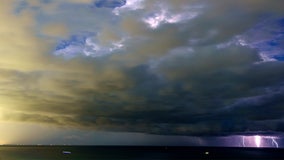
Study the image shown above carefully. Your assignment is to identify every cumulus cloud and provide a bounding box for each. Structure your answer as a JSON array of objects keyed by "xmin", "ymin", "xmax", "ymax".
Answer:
[
  {"xmin": 143, "ymin": 8, "xmax": 200, "ymax": 29},
  {"xmin": 113, "ymin": 0, "xmax": 144, "ymax": 15},
  {"xmin": 142, "ymin": 1, "xmax": 203, "ymax": 29}
]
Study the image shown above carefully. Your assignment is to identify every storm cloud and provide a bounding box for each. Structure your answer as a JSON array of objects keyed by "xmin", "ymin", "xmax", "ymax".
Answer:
[{"xmin": 1, "ymin": 0, "xmax": 284, "ymax": 141}]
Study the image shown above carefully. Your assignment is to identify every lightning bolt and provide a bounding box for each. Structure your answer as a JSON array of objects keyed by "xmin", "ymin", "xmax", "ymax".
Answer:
[
  {"xmin": 242, "ymin": 136, "xmax": 246, "ymax": 147},
  {"xmin": 271, "ymin": 137, "xmax": 279, "ymax": 148},
  {"xmin": 254, "ymin": 135, "xmax": 261, "ymax": 147},
  {"xmin": 240, "ymin": 135, "xmax": 280, "ymax": 148}
]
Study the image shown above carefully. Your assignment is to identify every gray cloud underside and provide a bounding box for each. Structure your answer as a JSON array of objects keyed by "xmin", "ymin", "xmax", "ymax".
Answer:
[
  {"xmin": 4, "ymin": 0, "xmax": 284, "ymax": 136},
  {"xmin": 3, "ymin": 49, "xmax": 284, "ymax": 136}
]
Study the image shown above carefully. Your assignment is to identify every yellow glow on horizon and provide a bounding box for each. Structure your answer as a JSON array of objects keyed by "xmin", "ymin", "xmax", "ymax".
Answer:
[
  {"xmin": 0, "ymin": 140, "xmax": 8, "ymax": 145},
  {"xmin": 0, "ymin": 121, "xmax": 63, "ymax": 145}
]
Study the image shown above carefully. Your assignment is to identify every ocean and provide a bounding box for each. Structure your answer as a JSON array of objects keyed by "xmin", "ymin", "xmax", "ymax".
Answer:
[{"xmin": 0, "ymin": 146, "xmax": 283, "ymax": 160}]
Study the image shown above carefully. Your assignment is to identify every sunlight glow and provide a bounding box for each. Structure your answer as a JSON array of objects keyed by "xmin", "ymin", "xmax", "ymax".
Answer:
[{"xmin": 0, "ymin": 140, "xmax": 7, "ymax": 145}]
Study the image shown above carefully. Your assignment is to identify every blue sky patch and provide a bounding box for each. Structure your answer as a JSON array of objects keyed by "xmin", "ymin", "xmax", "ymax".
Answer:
[
  {"xmin": 55, "ymin": 34, "xmax": 89, "ymax": 51},
  {"xmin": 95, "ymin": 0, "xmax": 126, "ymax": 8}
]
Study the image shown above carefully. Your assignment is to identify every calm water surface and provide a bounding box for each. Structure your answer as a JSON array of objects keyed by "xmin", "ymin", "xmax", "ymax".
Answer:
[{"xmin": 0, "ymin": 146, "xmax": 283, "ymax": 160}]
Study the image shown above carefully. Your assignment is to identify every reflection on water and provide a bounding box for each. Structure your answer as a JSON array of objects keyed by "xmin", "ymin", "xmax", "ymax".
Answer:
[
  {"xmin": 0, "ymin": 146, "xmax": 70, "ymax": 160},
  {"xmin": 0, "ymin": 146, "xmax": 132, "ymax": 160}
]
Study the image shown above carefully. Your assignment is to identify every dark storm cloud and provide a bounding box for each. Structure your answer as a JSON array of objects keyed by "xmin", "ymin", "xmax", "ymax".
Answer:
[
  {"xmin": 72, "ymin": 52, "xmax": 284, "ymax": 135},
  {"xmin": 4, "ymin": 56, "xmax": 284, "ymax": 136}
]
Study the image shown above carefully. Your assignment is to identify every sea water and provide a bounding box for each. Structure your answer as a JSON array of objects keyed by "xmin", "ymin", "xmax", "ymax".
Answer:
[{"xmin": 0, "ymin": 146, "xmax": 283, "ymax": 160}]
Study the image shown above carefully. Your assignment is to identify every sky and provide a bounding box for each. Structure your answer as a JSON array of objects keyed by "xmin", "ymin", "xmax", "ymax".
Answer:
[{"xmin": 0, "ymin": 0, "xmax": 284, "ymax": 147}]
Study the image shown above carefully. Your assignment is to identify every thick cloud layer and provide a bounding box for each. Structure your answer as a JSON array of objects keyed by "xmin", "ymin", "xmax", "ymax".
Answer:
[{"xmin": 1, "ymin": 0, "xmax": 284, "ymax": 139}]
